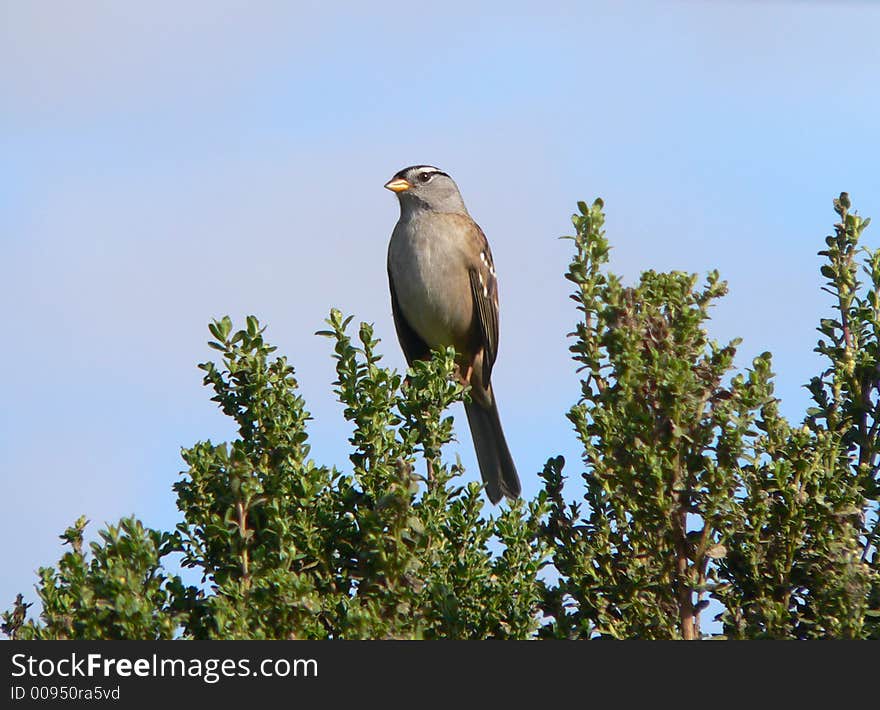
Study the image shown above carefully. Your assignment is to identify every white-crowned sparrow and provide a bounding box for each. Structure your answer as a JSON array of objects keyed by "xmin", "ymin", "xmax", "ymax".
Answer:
[{"xmin": 385, "ymin": 165, "xmax": 520, "ymax": 503}]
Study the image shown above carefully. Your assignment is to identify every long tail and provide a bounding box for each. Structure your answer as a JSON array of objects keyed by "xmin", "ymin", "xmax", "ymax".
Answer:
[{"xmin": 464, "ymin": 395, "xmax": 520, "ymax": 504}]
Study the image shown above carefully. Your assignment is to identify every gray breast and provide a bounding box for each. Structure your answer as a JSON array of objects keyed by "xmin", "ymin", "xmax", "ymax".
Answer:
[{"xmin": 388, "ymin": 212, "xmax": 474, "ymax": 349}]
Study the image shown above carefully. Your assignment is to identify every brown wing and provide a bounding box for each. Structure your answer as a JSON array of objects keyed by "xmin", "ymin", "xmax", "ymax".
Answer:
[
  {"xmin": 388, "ymin": 266, "xmax": 431, "ymax": 366},
  {"xmin": 468, "ymin": 224, "xmax": 500, "ymax": 387}
]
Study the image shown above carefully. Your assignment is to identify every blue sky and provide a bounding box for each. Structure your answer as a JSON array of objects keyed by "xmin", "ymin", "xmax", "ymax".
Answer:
[{"xmin": 2, "ymin": 1, "xmax": 880, "ymax": 631}]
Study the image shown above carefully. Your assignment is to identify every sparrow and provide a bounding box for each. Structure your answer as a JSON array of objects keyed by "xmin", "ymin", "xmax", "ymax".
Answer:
[{"xmin": 385, "ymin": 165, "xmax": 520, "ymax": 503}]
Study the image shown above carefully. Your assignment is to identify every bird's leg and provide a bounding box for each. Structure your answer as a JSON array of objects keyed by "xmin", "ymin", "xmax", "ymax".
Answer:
[{"xmin": 453, "ymin": 361, "xmax": 474, "ymax": 391}]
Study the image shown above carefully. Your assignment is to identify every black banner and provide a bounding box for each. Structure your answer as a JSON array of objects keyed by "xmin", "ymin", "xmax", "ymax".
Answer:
[{"xmin": 2, "ymin": 641, "xmax": 873, "ymax": 706}]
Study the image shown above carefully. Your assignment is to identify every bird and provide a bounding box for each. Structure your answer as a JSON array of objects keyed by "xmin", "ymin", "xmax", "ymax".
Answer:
[{"xmin": 384, "ymin": 165, "xmax": 520, "ymax": 504}]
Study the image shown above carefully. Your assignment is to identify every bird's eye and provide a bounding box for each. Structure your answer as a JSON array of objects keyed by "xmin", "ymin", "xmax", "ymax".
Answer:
[{"xmin": 417, "ymin": 171, "xmax": 435, "ymax": 183}]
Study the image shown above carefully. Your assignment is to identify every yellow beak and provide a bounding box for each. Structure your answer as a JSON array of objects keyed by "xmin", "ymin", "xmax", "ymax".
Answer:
[{"xmin": 384, "ymin": 177, "xmax": 411, "ymax": 193}]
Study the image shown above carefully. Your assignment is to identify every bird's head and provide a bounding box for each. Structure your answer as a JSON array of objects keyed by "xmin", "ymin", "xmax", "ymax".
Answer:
[{"xmin": 384, "ymin": 165, "xmax": 468, "ymax": 214}]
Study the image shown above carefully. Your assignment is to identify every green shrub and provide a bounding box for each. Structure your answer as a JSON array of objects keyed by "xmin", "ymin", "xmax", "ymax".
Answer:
[{"xmin": 5, "ymin": 195, "xmax": 877, "ymax": 640}]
